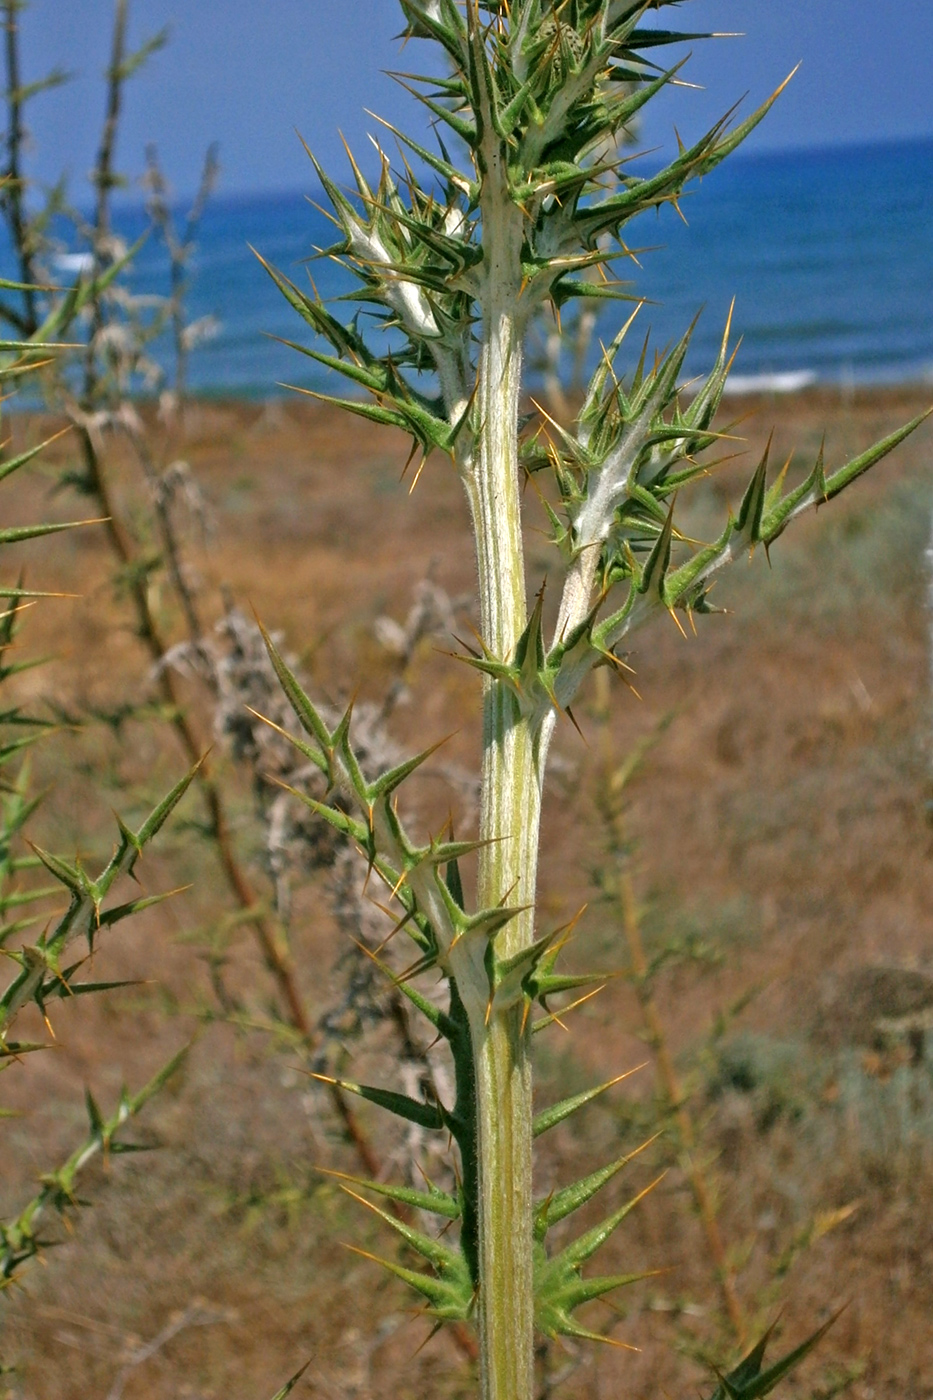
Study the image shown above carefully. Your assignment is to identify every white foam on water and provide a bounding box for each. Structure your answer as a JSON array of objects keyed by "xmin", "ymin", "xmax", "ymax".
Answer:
[
  {"xmin": 722, "ymin": 370, "xmax": 818, "ymax": 396},
  {"xmin": 52, "ymin": 252, "xmax": 94, "ymax": 274}
]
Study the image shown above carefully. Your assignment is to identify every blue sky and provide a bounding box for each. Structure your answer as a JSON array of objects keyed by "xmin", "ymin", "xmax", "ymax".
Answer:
[{"xmin": 16, "ymin": 1, "xmax": 933, "ymax": 202}]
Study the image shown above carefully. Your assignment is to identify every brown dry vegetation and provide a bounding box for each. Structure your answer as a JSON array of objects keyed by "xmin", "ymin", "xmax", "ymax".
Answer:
[{"xmin": 2, "ymin": 385, "xmax": 932, "ymax": 1399}]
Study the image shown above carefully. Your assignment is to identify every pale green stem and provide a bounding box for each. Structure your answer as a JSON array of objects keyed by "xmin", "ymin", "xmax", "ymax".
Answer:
[{"xmin": 465, "ymin": 303, "xmax": 540, "ymax": 1400}]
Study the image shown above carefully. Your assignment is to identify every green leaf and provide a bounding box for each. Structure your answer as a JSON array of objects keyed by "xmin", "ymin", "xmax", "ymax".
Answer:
[
  {"xmin": 35, "ymin": 231, "xmax": 149, "ymax": 342},
  {"xmin": 340, "ymin": 1185, "xmax": 465, "ymax": 1273},
  {"xmin": 0, "ymin": 429, "xmax": 72, "ymax": 485},
  {"xmin": 536, "ymin": 1267, "xmax": 647, "ymax": 1341},
  {"xmin": 322, "ymin": 1168, "xmax": 460, "ymax": 1220},
  {"xmin": 0, "ymin": 520, "xmax": 99, "ymax": 547},
  {"xmin": 490, "ymin": 926, "xmax": 560, "ymax": 1015},
  {"xmin": 368, "ymin": 734, "xmax": 452, "ymax": 801},
  {"xmin": 705, "ymin": 1312, "xmax": 841, "ymax": 1400},
  {"xmin": 29, "ymin": 846, "xmax": 88, "ymax": 899},
  {"xmin": 267, "ymin": 1362, "xmax": 311, "ymax": 1400},
  {"xmin": 256, "ymin": 618, "xmax": 344, "ymax": 762},
  {"xmin": 347, "ymin": 1244, "xmax": 473, "ymax": 1319},
  {"xmin": 356, "ymin": 943, "xmax": 454, "ymax": 1035},
  {"xmin": 762, "ymin": 408, "xmax": 932, "ymax": 544},
  {"xmin": 280, "ymin": 785, "xmax": 369, "ymax": 845},
  {"xmin": 40, "ymin": 970, "xmax": 142, "ymax": 1003},
  {"xmin": 534, "ymin": 1176, "xmax": 662, "ymax": 1340},
  {"xmin": 540, "ymin": 1174, "xmax": 663, "ymax": 1276},
  {"xmin": 84, "ymin": 1087, "xmax": 105, "ymax": 1138},
  {"xmin": 135, "ymin": 759, "xmax": 204, "ymax": 846},
  {"xmin": 98, "ymin": 886, "xmax": 188, "ymax": 928},
  {"xmin": 636, "ymin": 502, "xmax": 675, "ymax": 597},
  {"xmin": 534, "ymin": 1137, "xmax": 657, "ymax": 1240},
  {"xmin": 308, "ymin": 1073, "xmax": 444, "ymax": 1131},
  {"xmin": 533, "ymin": 1068, "xmax": 643, "ymax": 1138}
]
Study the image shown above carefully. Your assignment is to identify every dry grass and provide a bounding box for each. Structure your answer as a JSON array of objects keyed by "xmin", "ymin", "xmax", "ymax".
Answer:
[{"xmin": 2, "ymin": 385, "xmax": 932, "ymax": 1399}]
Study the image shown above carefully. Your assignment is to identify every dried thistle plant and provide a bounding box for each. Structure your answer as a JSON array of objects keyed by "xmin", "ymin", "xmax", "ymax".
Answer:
[
  {"xmin": 0, "ymin": 0, "xmax": 358, "ymax": 1125},
  {"xmin": 1, "ymin": 3, "xmax": 466, "ymax": 1253},
  {"xmin": 181, "ymin": 592, "xmax": 472, "ymax": 1203},
  {"xmin": 253, "ymin": 4, "xmax": 930, "ymax": 1397}
]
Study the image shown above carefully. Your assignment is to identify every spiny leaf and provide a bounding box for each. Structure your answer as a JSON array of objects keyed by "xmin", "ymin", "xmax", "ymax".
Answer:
[
  {"xmin": 0, "ymin": 428, "xmax": 71, "ymax": 485},
  {"xmin": 536, "ymin": 1267, "xmax": 648, "ymax": 1341},
  {"xmin": 533, "ymin": 1065, "xmax": 646, "ymax": 1137},
  {"xmin": 275, "ymin": 781, "xmax": 369, "ymax": 845},
  {"xmin": 0, "ymin": 520, "xmax": 104, "ymax": 547},
  {"xmin": 267, "ymin": 1360, "xmax": 311, "ymax": 1400},
  {"xmin": 761, "ymin": 408, "xmax": 932, "ymax": 544},
  {"xmin": 255, "ymin": 617, "xmax": 335, "ymax": 757},
  {"xmin": 84, "ymin": 1086, "xmax": 105, "ymax": 1138},
  {"xmin": 28, "ymin": 846, "xmax": 88, "ymax": 899},
  {"xmin": 97, "ymin": 885, "xmax": 190, "ymax": 929},
  {"xmin": 534, "ymin": 1135, "xmax": 659, "ymax": 1240},
  {"xmin": 452, "ymin": 902, "xmax": 526, "ymax": 949},
  {"xmin": 705, "ymin": 1311, "xmax": 842, "ymax": 1400},
  {"xmin": 306, "ymin": 1073, "xmax": 444, "ymax": 1131},
  {"xmin": 532, "ymin": 969, "xmax": 619, "ymax": 1002},
  {"xmin": 321, "ymin": 1168, "xmax": 460, "ymax": 1220},
  {"xmin": 541, "ymin": 1174, "xmax": 664, "ymax": 1275},
  {"xmin": 489, "ymin": 926, "xmax": 561, "ymax": 1016},
  {"xmin": 368, "ymin": 733, "xmax": 454, "ymax": 801},
  {"xmin": 351, "ymin": 938, "xmax": 452, "ymax": 1033},
  {"xmin": 344, "ymin": 1243, "xmax": 473, "ymax": 1319},
  {"xmin": 135, "ymin": 759, "xmax": 205, "ymax": 847},
  {"xmin": 340, "ymin": 1186, "xmax": 464, "ymax": 1272}
]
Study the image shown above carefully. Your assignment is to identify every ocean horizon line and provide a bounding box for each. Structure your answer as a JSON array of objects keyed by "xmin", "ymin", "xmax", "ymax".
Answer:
[
  {"xmin": 85, "ymin": 130, "xmax": 933, "ymax": 216},
  {"xmin": 12, "ymin": 135, "xmax": 930, "ymax": 400}
]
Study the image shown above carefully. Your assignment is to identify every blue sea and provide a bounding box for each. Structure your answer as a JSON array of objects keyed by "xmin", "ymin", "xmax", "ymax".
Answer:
[{"xmin": 53, "ymin": 136, "xmax": 933, "ymax": 399}]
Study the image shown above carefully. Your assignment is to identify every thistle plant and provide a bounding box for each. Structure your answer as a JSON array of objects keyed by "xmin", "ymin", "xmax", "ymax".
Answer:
[
  {"xmin": 254, "ymin": 3, "xmax": 930, "ymax": 1395},
  {"xmin": 0, "ymin": 1, "xmax": 424, "ymax": 1232},
  {"xmin": 0, "ymin": 264, "xmax": 204, "ymax": 1325}
]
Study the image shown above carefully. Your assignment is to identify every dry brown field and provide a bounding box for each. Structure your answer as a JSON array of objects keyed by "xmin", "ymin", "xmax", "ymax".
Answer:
[{"xmin": 2, "ymin": 384, "xmax": 932, "ymax": 1399}]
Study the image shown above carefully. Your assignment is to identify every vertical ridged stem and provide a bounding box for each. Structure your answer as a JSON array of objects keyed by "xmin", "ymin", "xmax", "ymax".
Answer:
[{"xmin": 466, "ymin": 303, "xmax": 539, "ymax": 1400}]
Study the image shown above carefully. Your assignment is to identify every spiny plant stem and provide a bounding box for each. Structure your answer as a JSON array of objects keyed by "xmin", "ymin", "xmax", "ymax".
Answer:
[
  {"xmin": 72, "ymin": 426, "xmax": 293, "ymax": 997},
  {"xmin": 468, "ymin": 281, "xmax": 538, "ymax": 1394},
  {"xmin": 67, "ymin": 0, "xmax": 323, "ymax": 1072},
  {"xmin": 264, "ymin": 4, "xmax": 929, "ymax": 1393},
  {"xmin": 70, "ymin": 416, "xmax": 386, "ymax": 1178},
  {"xmin": 62, "ymin": 0, "xmax": 390, "ymax": 1221}
]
